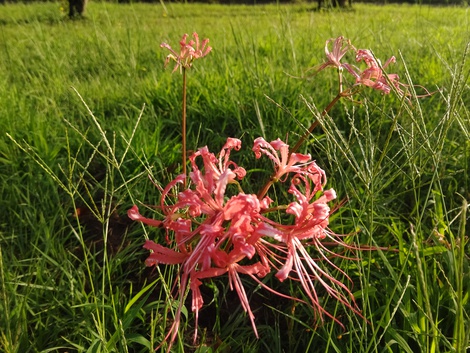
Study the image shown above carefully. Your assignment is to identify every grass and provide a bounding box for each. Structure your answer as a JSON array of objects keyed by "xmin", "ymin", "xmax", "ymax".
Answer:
[{"xmin": 1, "ymin": 1, "xmax": 469, "ymax": 352}]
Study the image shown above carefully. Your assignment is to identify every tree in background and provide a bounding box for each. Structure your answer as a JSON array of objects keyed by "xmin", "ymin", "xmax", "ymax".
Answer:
[
  {"xmin": 68, "ymin": 0, "xmax": 87, "ymax": 17},
  {"xmin": 316, "ymin": 0, "xmax": 352, "ymax": 9}
]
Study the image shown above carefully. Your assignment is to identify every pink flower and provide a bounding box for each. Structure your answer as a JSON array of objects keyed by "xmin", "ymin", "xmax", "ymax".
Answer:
[
  {"xmin": 251, "ymin": 139, "xmax": 362, "ymax": 325},
  {"xmin": 308, "ymin": 36, "xmax": 357, "ymax": 85},
  {"xmin": 190, "ymin": 137, "xmax": 246, "ymax": 187},
  {"xmin": 346, "ymin": 49, "xmax": 432, "ymax": 99},
  {"xmin": 130, "ymin": 139, "xmax": 267, "ymax": 350},
  {"xmin": 161, "ymin": 32, "xmax": 212, "ymax": 73},
  {"xmin": 310, "ymin": 37, "xmax": 433, "ymax": 100},
  {"xmin": 260, "ymin": 166, "xmax": 336, "ymax": 278},
  {"xmin": 130, "ymin": 137, "xmax": 361, "ymax": 350},
  {"xmin": 352, "ymin": 49, "xmax": 405, "ymax": 95},
  {"xmin": 252, "ymin": 137, "xmax": 311, "ymax": 181},
  {"xmin": 314, "ymin": 36, "xmax": 356, "ymax": 72}
]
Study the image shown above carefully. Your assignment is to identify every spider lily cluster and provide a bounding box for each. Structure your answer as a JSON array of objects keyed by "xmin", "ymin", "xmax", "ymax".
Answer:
[
  {"xmin": 129, "ymin": 34, "xmax": 430, "ymax": 350},
  {"xmin": 312, "ymin": 36, "xmax": 431, "ymax": 98},
  {"xmin": 129, "ymin": 137, "xmax": 359, "ymax": 347},
  {"xmin": 160, "ymin": 32, "xmax": 212, "ymax": 73}
]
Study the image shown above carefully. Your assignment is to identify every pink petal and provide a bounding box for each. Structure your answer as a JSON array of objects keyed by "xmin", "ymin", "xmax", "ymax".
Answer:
[
  {"xmin": 127, "ymin": 205, "xmax": 162, "ymax": 227},
  {"xmin": 143, "ymin": 240, "xmax": 187, "ymax": 265}
]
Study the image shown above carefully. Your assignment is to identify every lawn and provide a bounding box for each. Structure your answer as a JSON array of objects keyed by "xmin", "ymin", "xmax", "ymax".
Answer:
[{"xmin": 0, "ymin": 1, "xmax": 469, "ymax": 352}]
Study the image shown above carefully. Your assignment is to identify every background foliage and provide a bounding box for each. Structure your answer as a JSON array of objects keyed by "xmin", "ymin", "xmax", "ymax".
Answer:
[{"xmin": 2, "ymin": 0, "xmax": 469, "ymax": 5}]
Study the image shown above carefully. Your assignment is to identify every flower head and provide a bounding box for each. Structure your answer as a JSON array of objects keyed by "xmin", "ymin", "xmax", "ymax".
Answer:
[
  {"xmin": 130, "ymin": 137, "xmax": 361, "ymax": 350},
  {"xmin": 253, "ymin": 137, "xmax": 311, "ymax": 181},
  {"xmin": 309, "ymin": 37, "xmax": 432, "ymax": 100},
  {"xmin": 130, "ymin": 139, "xmax": 266, "ymax": 350},
  {"xmin": 161, "ymin": 32, "xmax": 212, "ymax": 73},
  {"xmin": 309, "ymin": 36, "xmax": 356, "ymax": 75},
  {"xmin": 351, "ymin": 49, "xmax": 406, "ymax": 95}
]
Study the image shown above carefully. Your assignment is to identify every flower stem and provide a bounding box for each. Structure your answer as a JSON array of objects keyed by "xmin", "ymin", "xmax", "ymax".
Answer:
[
  {"xmin": 182, "ymin": 67, "xmax": 187, "ymax": 187},
  {"xmin": 290, "ymin": 91, "xmax": 343, "ymax": 155},
  {"xmin": 257, "ymin": 91, "xmax": 346, "ymax": 201},
  {"xmin": 257, "ymin": 176, "xmax": 275, "ymax": 200}
]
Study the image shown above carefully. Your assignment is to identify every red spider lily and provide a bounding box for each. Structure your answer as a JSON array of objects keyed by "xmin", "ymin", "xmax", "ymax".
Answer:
[
  {"xmin": 310, "ymin": 36, "xmax": 357, "ymax": 74},
  {"xmin": 253, "ymin": 137, "xmax": 312, "ymax": 182},
  {"xmin": 257, "ymin": 172, "xmax": 362, "ymax": 324},
  {"xmin": 129, "ymin": 139, "xmax": 270, "ymax": 350},
  {"xmin": 129, "ymin": 137, "xmax": 361, "ymax": 351},
  {"xmin": 252, "ymin": 138, "xmax": 363, "ymax": 324},
  {"xmin": 254, "ymin": 147, "xmax": 355, "ymax": 317},
  {"xmin": 350, "ymin": 49, "xmax": 406, "ymax": 95},
  {"xmin": 161, "ymin": 32, "xmax": 212, "ymax": 73},
  {"xmin": 352, "ymin": 50, "xmax": 432, "ymax": 98},
  {"xmin": 310, "ymin": 37, "xmax": 433, "ymax": 100}
]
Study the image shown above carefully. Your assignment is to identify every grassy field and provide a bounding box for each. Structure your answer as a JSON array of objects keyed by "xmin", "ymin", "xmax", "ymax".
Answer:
[{"xmin": 1, "ymin": 1, "xmax": 469, "ymax": 352}]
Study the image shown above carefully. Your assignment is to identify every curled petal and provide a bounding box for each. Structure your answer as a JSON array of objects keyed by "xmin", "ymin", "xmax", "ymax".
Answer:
[
  {"xmin": 143, "ymin": 240, "xmax": 187, "ymax": 266},
  {"xmin": 307, "ymin": 36, "xmax": 356, "ymax": 75},
  {"xmin": 253, "ymin": 137, "xmax": 311, "ymax": 180},
  {"xmin": 192, "ymin": 32, "xmax": 213, "ymax": 59},
  {"xmin": 231, "ymin": 234, "xmax": 256, "ymax": 260},
  {"xmin": 355, "ymin": 50, "xmax": 382, "ymax": 70},
  {"xmin": 324, "ymin": 188, "xmax": 337, "ymax": 201},
  {"xmin": 260, "ymin": 196, "xmax": 274, "ymax": 209},
  {"xmin": 253, "ymin": 136, "xmax": 276, "ymax": 160},
  {"xmin": 161, "ymin": 32, "xmax": 211, "ymax": 73},
  {"xmin": 176, "ymin": 189, "xmax": 205, "ymax": 217},
  {"xmin": 325, "ymin": 36, "xmax": 355, "ymax": 69},
  {"xmin": 127, "ymin": 205, "xmax": 162, "ymax": 227},
  {"xmin": 383, "ymin": 55, "xmax": 396, "ymax": 68},
  {"xmin": 219, "ymin": 138, "xmax": 245, "ymax": 179},
  {"xmin": 224, "ymin": 193, "xmax": 260, "ymax": 220},
  {"xmin": 160, "ymin": 174, "xmax": 186, "ymax": 209}
]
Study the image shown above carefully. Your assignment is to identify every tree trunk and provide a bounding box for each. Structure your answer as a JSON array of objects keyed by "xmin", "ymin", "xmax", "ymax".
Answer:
[{"xmin": 69, "ymin": 0, "xmax": 88, "ymax": 17}]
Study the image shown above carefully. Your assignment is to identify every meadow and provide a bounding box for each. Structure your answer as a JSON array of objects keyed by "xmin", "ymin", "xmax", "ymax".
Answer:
[{"xmin": 0, "ymin": 1, "xmax": 469, "ymax": 352}]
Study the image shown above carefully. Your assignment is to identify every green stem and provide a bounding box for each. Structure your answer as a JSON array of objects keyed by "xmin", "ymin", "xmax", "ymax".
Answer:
[
  {"xmin": 290, "ymin": 91, "xmax": 343, "ymax": 155},
  {"xmin": 256, "ymin": 176, "xmax": 276, "ymax": 200},
  {"xmin": 455, "ymin": 198, "xmax": 467, "ymax": 352},
  {"xmin": 257, "ymin": 91, "xmax": 345, "ymax": 200},
  {"xmin": 182, "ymin": 67, "xmax": 187, "ymax": 187}
]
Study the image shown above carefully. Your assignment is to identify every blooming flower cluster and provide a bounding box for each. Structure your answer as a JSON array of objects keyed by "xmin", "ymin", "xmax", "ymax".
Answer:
[
  {"xmin": 160, "ymin": 32, "xmax": 212, "ymax": 73},
  {"xmin": 129, "ymin": 137, "xmax": 360, "ymax": 349},
  {"xmin": 313, "ymin": 36, "xmax": 431, "ymax": 98}
]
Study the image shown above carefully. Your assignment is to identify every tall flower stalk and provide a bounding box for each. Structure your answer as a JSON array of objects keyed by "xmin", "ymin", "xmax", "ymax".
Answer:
[
  {"xmin": 160, "ymin": 33, "xmax": 212, "ymax": 184},
  {"xmin": 181, "ymin": 68, "xmax": 187, "ymax": 181},
  {"xmin": 283, "ymin": 36, "xmax": 433, "ymax": 189}
]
